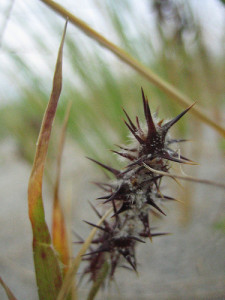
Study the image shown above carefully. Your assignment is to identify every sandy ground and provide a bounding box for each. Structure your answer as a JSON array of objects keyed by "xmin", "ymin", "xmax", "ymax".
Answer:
[{"xmin": 0, "ymin": 127, "xmax": 224, "ymax": 300}]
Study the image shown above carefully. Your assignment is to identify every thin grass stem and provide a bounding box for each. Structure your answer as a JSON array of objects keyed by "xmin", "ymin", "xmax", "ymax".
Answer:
[{"xmin": 40, "ymin": 0, "xmax": 225, "ymax": 137}]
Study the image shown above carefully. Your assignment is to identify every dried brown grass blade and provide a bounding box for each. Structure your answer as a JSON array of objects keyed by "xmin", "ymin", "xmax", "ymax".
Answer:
[
  {"xmin": 27, "ymin": 21, "xmax": 67, "ymax": 299},
  {"xmin": 52, "ymin": 101, "xmax": 72, "ymax": 273},
  {"xmin": 0, "ymin": 276, "xmax": 18, "ymax": 300}
]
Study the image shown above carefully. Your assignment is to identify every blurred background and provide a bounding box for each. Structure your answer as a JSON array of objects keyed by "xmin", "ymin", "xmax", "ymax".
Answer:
[{"xmin": 0, "ymin": 0, "xmax": 224, "ymax": 299}]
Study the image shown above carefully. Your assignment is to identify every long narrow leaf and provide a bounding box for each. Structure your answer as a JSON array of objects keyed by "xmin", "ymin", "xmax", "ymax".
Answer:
[
  {"xmin": 0, "ymin": 276, "xmax": 18, "ymax": 300},
  {"xmin": 27, "ymin": 21, "xmax": 67, "ymax": 300},
  {"xmin": 40, "ymin": 0, "xmax": 225, "ymax": 137},
  {"xmin": 52, "ymin": 101, "xmax": 72, "ymax": 273}
]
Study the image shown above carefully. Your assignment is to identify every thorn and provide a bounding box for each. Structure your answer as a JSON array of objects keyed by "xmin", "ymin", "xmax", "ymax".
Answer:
[
  {"xmin": 158, "ymin": 194, "xmax": 175, "ymax": 201},
  {"xmin": 111, "ymin": 150, "xmax": 136, "ymax": 161},
  {"xmin": 122, "ymin": 107, "xmax": 137, "ymax": 131},
  {"xmin": 162, "ymin": 103, "xmax": 195, "ymax": 136},
  {"xmin": 126, "ymin": 155, "xmax": 148, "ymax": 168},
  {"xmin": 103, "ymin": 186, "xmax": 122, "ymax": 204},
  {"xmin": 151, "ymin": 232, "xmax": 171, "ymax": 237},
  {"xmin": 124, "ymin": 119, "xmax": 144, "ymax": 144},
  {"xmin": 147, "ymin": 197, "xmax": 167, "ymax": 216},
  {"xmin": 114, "ymin": 144, "xmax": 137, "ymax": 152},
  {"xmin": 97, "ymin": 194, "xmax": 112, "ymax": 200},
  {"xmin": 82, "ymin": 248, "xmax": 110, "ymax": 256},
  {"xmin": 83, "ymin": 220, "xmax": 108, "ymax": 232},
  {"xmin": 167, "ymin": 138, "xmax": 189, "ymax": 145},
  {"xmin": 161, "ymin": 151, "xmax": 197, "ymax": 165},
  {"xmin": 167, "ymin": 149, "xmax": 198, "ymax": 165},
  {"xmin": 88, "ymin": 201, "xmax": 103, "ymax": 218},
  {"xmin": 111, "ymin": 202, "xmax": 130, "ymax": 217},
  {"xmin": 128, "ymin": 236, "xmax": 146, "ymax": 243},
  {"xmin": 141, "ymin": 87, "xmax": 156, "ymax": 138},
  {"xmin": 121, "ymin": 253, "xmax": 137, "ymax": 272},
  {"xmin": 136, "ymin": 116, "xmax": 144, "ymax": 136},
  {"xmin": 87, "ymin": 157, "xmax": 120, "ymax": 177}
]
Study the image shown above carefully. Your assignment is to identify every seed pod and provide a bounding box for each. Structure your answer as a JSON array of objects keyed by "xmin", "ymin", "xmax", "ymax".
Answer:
[{"xmin": 82, "ymin": 88, "xmax": 193, "ymax": 282}]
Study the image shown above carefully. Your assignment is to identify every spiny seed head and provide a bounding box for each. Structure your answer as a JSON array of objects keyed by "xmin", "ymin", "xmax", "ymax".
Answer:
[{"xmin": 81, "ymin": 89, "xmax": 193, "ymax": 282}]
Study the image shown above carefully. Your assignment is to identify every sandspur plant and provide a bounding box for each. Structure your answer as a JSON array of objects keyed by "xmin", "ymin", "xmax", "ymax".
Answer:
[{"xmin": 79, "ymin": 88, "xmax": 195, "ymax": 284}]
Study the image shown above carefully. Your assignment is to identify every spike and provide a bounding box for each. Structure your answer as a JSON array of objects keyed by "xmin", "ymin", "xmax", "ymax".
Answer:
[
  {"xmin": 111, "ymin": 150, "xmax": 136, "ymax": 161},
  {"xmin": 151, "ymin": 232, "xmax": 171, "ymax": 237},
  {"xmin": 127, "ymin": 236, "xmax": 145, "ymax": 243},
  {"xmin": 87, "ymin": 157, "xmax": 120, "ymax": 177},
  {"xmin": 119, "ymin": 249, "xmax": 137, "ymax": 271},
  {"xmin": 97, "ymin": 194, "xmax": 113, "ymax": 200},
  {"xmin": 103, "ymin": 186, "xmax": 122, "ymax": 204},
  {"xmin": 111, "ymin": 202, "xmax": 130, "ymax": 217},
  {"xmin": 83, "ymin": 248, "xmax": 110, "ymax": 256},
  {"xmin": 126, "ymin": 155, "xmax": 148, "ymax": 168},
  {"xmin": 120, "ymin": 265, "xmax": 134, "ymax": 271},
  {"xmin": 160, "ymin": 195, "xmax": 176, "ymax": 201},
  {"xmin": 167, "ymin": 138, "xmax": 189, "ymax": 145},
  {"xmin": 160, "ymin": 151, "xmax": 194, "ymax": 164},
  {"xmin": 146, "ymin": 197, "xmax": 166, "ymax": 216},
  {"xmin": 114, "ymin": 144, "xmax": 137, "ymax": 152},
  {"xmin": 140, "ymin": 232, "xmax": 170, "ymax": 238},
  {"xmin": 123, "ymin": 108, "xmax": 137, "ymax": 131},
  {"xmin": 166, "ymin": 148, "xmax": 196, "ymax": 163},
  {"xmin": 124, "ymin": 120, "xmax": 144, "ymax": 144},
  {"xmin": 162, "ymin": 103, "xmax": 195, "ymax": 136},
  {"xmin": 83, "ymin": 220, "xmax": 109, "ymax": 232},
  {"xmin": 136, "ymin": 116, "xmax": 144, "ymax": 135},
  {"xmin": 141, "ymin": 87, "xmax": 156, "ymax": 138}
]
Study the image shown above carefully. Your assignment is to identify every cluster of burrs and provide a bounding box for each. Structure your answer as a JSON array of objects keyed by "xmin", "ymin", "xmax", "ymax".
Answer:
[{"xmin": 79, "ymin": 88, "xmax": 194, "ymax": 282}]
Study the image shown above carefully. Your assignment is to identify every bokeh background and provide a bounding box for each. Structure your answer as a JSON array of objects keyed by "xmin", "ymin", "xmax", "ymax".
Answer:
[{"xmin": 0, "ymin": 0, "xmax": 224, "ymax": 299}]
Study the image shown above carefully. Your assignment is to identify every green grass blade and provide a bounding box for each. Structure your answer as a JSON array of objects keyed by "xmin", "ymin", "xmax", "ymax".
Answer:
[{"xmin": 27, "ymin": 21, "xmax": 67, "ymax": 300}]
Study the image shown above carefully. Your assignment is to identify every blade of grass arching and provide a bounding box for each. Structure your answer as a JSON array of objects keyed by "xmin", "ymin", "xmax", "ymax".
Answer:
[
  {"xmin": 86, "ymin": 261, "xmax": 109, "ymax": 300},
  {"xmin": 0, "ymin": 276, "xmax": 18, "ymax": 300},
  {"xmin": 57, "ymin": 208, "xmax": 113, "ymax": 300},
  {"xmin": 39, "ymin": 0, "xmax": 225, "ymax": 137},
  {"xmin": 52, "ymin": 101, "xmax": 72, "ymax": 274},
  {"xmin": 27, "ymin": 21, "xmax": 67, "ymax": 300}
]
